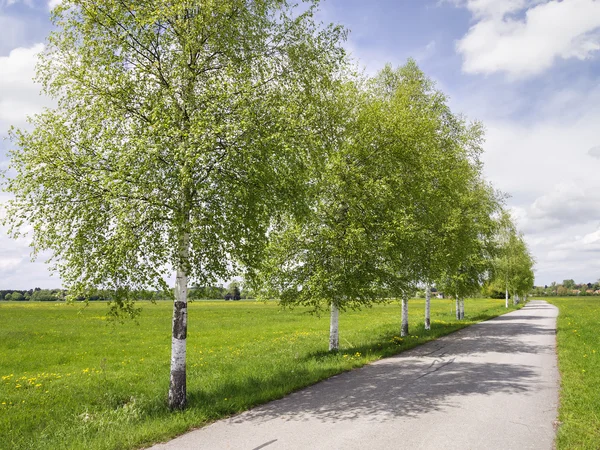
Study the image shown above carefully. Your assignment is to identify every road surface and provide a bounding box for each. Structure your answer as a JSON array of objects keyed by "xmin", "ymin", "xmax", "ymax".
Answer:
[{"xmin": 149, "ymin": 300, "xmax": 559, "ymax": 450}]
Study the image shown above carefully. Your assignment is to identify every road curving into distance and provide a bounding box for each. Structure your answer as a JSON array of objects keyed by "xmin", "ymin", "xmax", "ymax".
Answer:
[{"xmin": 149, "ymin": 300, "xmax": 559, "ymax": 450}]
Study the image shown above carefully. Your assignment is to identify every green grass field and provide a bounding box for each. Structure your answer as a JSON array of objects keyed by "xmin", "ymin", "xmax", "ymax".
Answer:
[
  {"xmin": 545, "ymin": 297, "xmax": 600, "ymax": 449},
  {"xmin": 0, "ymin": 298, "xmax": 518, "ymax": 450}
]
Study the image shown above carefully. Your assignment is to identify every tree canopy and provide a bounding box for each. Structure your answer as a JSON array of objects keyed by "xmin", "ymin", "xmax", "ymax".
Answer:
[
  {"xmin": 3, "ymin": 0, "xmax": 348, "ymax": 409},
  {"xmin": 252, "ymin": 60, "xmax": 505, "ymax": 343}
]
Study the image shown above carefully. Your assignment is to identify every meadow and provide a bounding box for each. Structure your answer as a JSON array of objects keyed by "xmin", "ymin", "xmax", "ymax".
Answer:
[
  {"xmin": 546, "ymin": 297, "xmax": 600, "ymax": 449},
  {"xmin": 0, "ymin": 298, "xmax": 518, "ymax": 450}
]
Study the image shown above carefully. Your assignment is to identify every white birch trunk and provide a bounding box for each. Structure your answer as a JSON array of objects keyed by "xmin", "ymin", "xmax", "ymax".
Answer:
[
  {"xmin": 513, "ymin": 293, "xmax": 518, "ymax": 305},
  {"xmin": 329, "ymin": 301, "xmax": 339, "ymax": 351},
  {"xmin": 401, "ymin": 294, "xmax": 409, "ymax": 337},
  {"xmin": 168, "ymin": 232, "xmax": 189, "ymax": 410},
  {"xmin": 424, "ymin": 284, "xmax": 431, "ymax": 331},
  {"xmin": 455, "ymin": 296, "xmax": 460, "ymax": 320},
  {"xmin": 505, "ymin": 287, "xmax": 509, "ymax": 308},
  {"xmin": 459, "ymin": 297, "xmax": 465, "ymax": 320}
]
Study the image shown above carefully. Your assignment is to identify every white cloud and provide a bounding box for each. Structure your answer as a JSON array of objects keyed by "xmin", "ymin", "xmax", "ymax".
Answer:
[
  {"xmin": 539, "ymin": 226, "xmax": 600, "ymax": 279},
  {"xmin": 0, "ymin": 193, "xmax": 58, "ymax": 288},
  {"xmin": 480, "ymin": 116, "xmax": 600, "ymax": 203},
  {"xmin": 0, "ymin": 257, "xmax": 23, "ymax": 271},
  {"xmin": 449, "ymin": 0, "xmax": 531, "ymax": 19},
  {"xmin": 581, "ymin": 228, "xmax": 600, "ymax": 246},
  {"xmin": 0, "ymin": 44, "xmax": 58, "ymax": 289},
  {"xmin": 47, "ymin": 0, "xmax": 61, "ymax": 9},
  {"xmin": 444, "ymin": 61, "xmax": 600, "ymax": 285},
  {"xmin": 588, "ymin": 145, "xmax": 600, "ymax": 158},
  {"xmin": 455, "ymin": 0, "xmax": 600, "ymax": 78},
  {"xmin": 0, "ymin": 43, "xmax": 50, "ymax": 126},
  {"xmin": 513, "ymin": 184, "xmax": 600, "ymax": 234}
]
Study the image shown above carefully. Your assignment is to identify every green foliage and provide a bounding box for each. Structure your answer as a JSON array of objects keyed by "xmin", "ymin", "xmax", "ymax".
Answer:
[
  {"xmin": 2, "ymin": 0, "xmax": 348, "ymax": 299},
  {"xmin": 438, "ymin": 182, "xmax": 502, "ymax": 299},
  {"xmin": 0, "ymin": 298, "xmax": 519, "ymax": 450},
  {"xmin": 1, "ymin": 291, "xmax": 29, "ymax": 301},
  {"xmin": 9, "ymin": 292, "xmax": 25, "ymax": 301},
  {"xmin": 491, "ymin": 212, "xmax": 535, "ymax": 298},
  {"xmin": 30, "ymin": 289, "xmax": 64, "ymax": 302},
  {"xmin": 546, "ymin": 297, "xmax": 600, "ymax": 449},
  {"xmin": 255, "ymin": 60, "xmax": 497, "ymax": 313},
  {"xmin": 226, "ymin": 282, "xmax": 241, "ymax": 301}
]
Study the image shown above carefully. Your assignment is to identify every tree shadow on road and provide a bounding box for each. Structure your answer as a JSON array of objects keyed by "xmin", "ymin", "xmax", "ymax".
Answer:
[
  {"xmin": 184, "ymin": 301, "xmax": 554, "ymax": 425},
  {"xmin": 231, "ymin": 358, "xmax": 538, "ymax": 424}
]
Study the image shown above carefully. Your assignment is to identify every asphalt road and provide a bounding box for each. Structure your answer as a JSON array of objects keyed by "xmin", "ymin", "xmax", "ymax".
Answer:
[{"xmin": 149, "ymin": 300, "xmax": 559, "ymax": 450}]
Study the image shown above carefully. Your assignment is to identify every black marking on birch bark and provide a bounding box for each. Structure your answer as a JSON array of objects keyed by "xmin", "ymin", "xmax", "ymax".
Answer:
[
  {"xmin": 425, "ymin": 317, "xmax": 431, "ymax": 328},
  {"xmin": 172, "ymin": 301, "xmax": 187, "ymax": 339},
  {"xmin": 329, "ymin": 337, "xmax": 339, "ymax": 351},
  {"xmin": 401, "ymin": 323, "xmax": 409, "ymax": 336},
  {"xmin": 168, "ymin": 369, "xmax": 187, "ymax": 410}
]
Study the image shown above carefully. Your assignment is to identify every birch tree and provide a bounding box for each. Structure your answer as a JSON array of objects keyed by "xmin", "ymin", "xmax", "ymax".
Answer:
[
  {"xmin": 494, "ymin": 220, "xmax": 535, "ymax": 305},
  {"xmin": 253, "ymin": 80, "xmax": 398, "ymax": 351},
  {"xmin": 2, "ymin": 0, "xmax": 346, "ymax": 409},
  {"xmin": 495, "ymin": 213, "xmax": 517, "ymax": 308},
  {"xmin": 369, "ymin": 62, "xmax": 489, "ymax": 334},
  {"xmin": 493, "ymin": 214, "xmax": 534, "ymax": 307},
  {"xmin": 439, "ymin": 181, "xmax": 502, "ymax": 320}
]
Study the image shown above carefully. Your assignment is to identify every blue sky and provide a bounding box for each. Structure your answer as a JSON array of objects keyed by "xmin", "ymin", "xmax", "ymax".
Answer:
[{"xmin": 1, "ymin": 0, "xmax": 600, "ymax": 288}]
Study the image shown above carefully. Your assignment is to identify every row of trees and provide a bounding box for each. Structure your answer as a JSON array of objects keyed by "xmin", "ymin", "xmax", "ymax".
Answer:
[
  {"xmin": 249, "ymin": 65, "xmax": 535, "ymax": 346},
  {"xmin": 488, "ymin": 213, "xmax": 536, "ymax": 306},
  {"xmin": 2, "ymin": 0, "xmax": 533, "ymax": 409}
]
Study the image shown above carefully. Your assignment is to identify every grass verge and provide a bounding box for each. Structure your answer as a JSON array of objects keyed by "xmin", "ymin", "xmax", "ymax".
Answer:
[
  {"xmin": 545, "ymin": 297, "xmax": 600, "ymax": 449},
  {"xmin": 0, "ymin": 298, "xmax": 520, "ymax": 450}
]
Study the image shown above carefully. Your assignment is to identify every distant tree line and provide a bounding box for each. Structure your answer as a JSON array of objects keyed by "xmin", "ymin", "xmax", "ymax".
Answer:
[
  {"xmin": 1, "ymin": 288, "xmax": 66, "ymax": 301},
  {"xmin": 0, "ymin": 283, "xmax": 249, "ymax": 302},
  {"xmin": 531, "ymin": 279, "xmax": 600, "ymax": 297}
]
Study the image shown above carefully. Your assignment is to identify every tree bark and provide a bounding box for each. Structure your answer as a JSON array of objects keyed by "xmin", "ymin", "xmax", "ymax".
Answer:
[
  {"xmin": 401, "ymin": 294, "xmax": 409, "ymax": 337},
  {"xmin": 455, "ymin": 296, "xmax": 460, "ymax": 320},
  {"xmin": 459, "ymin": 297, "xmax": 465, "ymax": 320},
  {"xmin": 505, "ymin": 287, "xmax": 509, "ymax": 308},
  {"xmin": 513, "ymin": 293, "xmax": 518, "ymax": 305},
  {"xmin": 329, "ymin": 301, "xmax": 339, "ymax": 351},
  {"xmin": 168, "ymin": 231, "xmax": 189, "ymax": 410},
  {"xmin": 424, "ymin": 284, "xmax": 431, "ymax": 330}
]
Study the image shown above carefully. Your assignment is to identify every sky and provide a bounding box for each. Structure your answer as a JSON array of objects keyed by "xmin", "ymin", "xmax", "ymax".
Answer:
[{"xmin": 1, "ymin": 0, "xmax": 600, "ymax": 288}]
